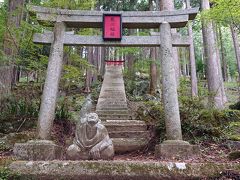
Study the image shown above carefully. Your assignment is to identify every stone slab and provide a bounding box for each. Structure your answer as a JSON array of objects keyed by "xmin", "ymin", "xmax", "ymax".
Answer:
[
  {"xmin": 112, "ymin": 138, "xmax": 149, "ymax": 153},
  {"xmin": 109, "ymin": 131, "xmax": 150, "ymax": 138},
  {"xmin": 33, "ymin": 34, "xmax": 191, "ymax": 47},
  {"xmin": 13, "ymin": 140, "xmax": 63, "ymax": 161},
  {"xmin": 9, "ymin": 160, "xmax": 240, "ymax": 180},
  {"xmin": 103, "ymin": 123, "xmax": 147, "ymax": 132},
  {"xmin": 29, "ymin": 5, "xmax": 199, "ymax": 28},
  {"xmin": 155, "ymin": 140, "xmax": 199, "ymax": 159}
]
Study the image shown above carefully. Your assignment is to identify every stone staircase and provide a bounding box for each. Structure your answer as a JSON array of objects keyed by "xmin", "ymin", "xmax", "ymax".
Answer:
[
  {"xmin": 102, "ymin": 120, "xmax": 150, "ymax": 153},
  {"xmin": 96, "ymin": 65, "xmax": 150, "ymax": 153},
  {"xmin": 96, "ymin": 65, "xmax": 129, "ymax": 120}
]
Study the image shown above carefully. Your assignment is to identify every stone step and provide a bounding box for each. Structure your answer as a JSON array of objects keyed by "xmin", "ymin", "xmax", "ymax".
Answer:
[
  {"xmin": 99, "ymin": 94, "xmax": 125, "ymax": 97},
  {"xmin": 103, "ymin": 123, "xmax": 147, "ymax": 132},
  {"xmin": 97, "ymin": 104, "xmax": 127, "ymax": 108},
  {"xmin": 98, "ymin": 98, "xmax": 126, "ymax": 102},
  {"xmin": 97, "ymin": 105, "xmax": 128, "ymax": 108},
  {"xmin": 97, "ymin": 107, "xmax": 128, "ymax": 111},
  {"xmin": 112, "ymin": 138, "xmax": 149, "ymax": 153},
  {"xmin": 109, "ymin": 131, "xmax": 150, "ymax": 138},
  {"xmin": 99, "ymin": 114, "xmax": 129, "ymax": 121},
  {"xmin": 105, "ymin": 120, "xmax": 146, "ymax": 125},
  {"xmin": 97, "ymin": 109, "xmax": 128, "ymax": 114}
]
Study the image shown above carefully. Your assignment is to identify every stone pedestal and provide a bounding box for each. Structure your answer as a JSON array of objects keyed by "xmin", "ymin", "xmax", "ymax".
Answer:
[
  {"xmin": 155, "ymin": 140, "xmax": 199, "ymax": 159},
  {"xmin": 13, "ymin": 140, "xmax": 63, "ymax": 161}
]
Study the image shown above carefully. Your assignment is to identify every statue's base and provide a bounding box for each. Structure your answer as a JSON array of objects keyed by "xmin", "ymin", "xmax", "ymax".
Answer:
[
  {"xmin": 13, "ymin": 140, "xmax": 63, "ymax": 161},
  {"xmin": 155, "ymin": 140, "xmax": 199, "ymax": 159}
]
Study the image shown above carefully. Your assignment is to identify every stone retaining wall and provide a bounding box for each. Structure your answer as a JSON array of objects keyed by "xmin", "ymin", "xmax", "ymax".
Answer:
[{"xmin": 9, "ymin": 160, "xmax": 240, "ymax": 180}]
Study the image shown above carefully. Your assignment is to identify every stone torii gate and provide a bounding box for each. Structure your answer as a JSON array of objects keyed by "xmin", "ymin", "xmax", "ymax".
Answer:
[{"xmin": 14, "ymin": 5, "xmax": 198, "ymax": 160}]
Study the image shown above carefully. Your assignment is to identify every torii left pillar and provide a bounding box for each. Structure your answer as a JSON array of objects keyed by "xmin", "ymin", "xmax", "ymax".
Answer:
[
  {"xmin": 13, "ymin": 22, "xmax": 65, "ymax": 160},
  {"xmin": 37, "ymin": 22, "xmax": 66, "ymax": 139}
]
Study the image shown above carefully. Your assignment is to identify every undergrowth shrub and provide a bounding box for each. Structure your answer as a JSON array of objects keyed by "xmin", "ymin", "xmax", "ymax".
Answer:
[
  {"xmin": 137, "ymin": 98, "xmax": 240, "ymax": 144},
  {"xmin": 0, "ymin": 167, "xmax": 20, "ymax": 180},
  {"xmin": 0, "ymin": 93, "xmax": 74, "ymax": 134},
  {"xmin": 0, "ymin": 96, "xmax": 39, "ymax": 134}
]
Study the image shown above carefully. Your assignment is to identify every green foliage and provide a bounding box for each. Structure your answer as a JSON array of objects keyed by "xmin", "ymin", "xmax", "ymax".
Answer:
[
  {"xmin": 0, "ymin": 167, "xmax": 20, "ymax": 180},
  {"xmin": 41, "ymin": 0, "xmax": 95, "ymax": 10},
  {"xmin": 0, "ymin": 2, "xmax": 7, "ymax": 49},
  {"xmin": 229, "ymin": 101, "xmax": 240, "ymax": 110},
  {"xmin": 0, "ymin": 95, "xmax": 39, "ymax": 134},
  {"xmin": 203, "ymin": 0, "xmax": 240, "ymax": 29},
  {"xmin": 135, "ymin": 77, "xmax": 240, "ymax": 143},
  {"xmin": 55, "ymin": 97, "xmax": 72, "ymax": 121},
  {"xmin": 225, "ymin": 121, "xmax": 240, "ymax": 141},
  {"xmin": 61, "ymin": 51, "xmax": 94, "ymax": 90},
  {"xmin": 136, "ymin": 101, "xmax": 166, "ymax": 142},
  {"xmin": 0, "ymin": 96, "xmax": 39, "ymax": 122}
]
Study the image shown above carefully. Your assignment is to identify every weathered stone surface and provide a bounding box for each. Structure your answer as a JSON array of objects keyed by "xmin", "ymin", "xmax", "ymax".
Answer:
[
  {"xmin": 37, "ymin": 22, "xmax": 66, "ymax": 139},
  {"xmin": 29, "ymin": 5, "xmax": 198, "ymax": 28},
  {"xmin": 155, "ymin": 140, "xmax": 199, "ymax": 159},
  {"xmin": 66, "ymin": 113, "xmax": 114, "ymax": 160},
  {"xmin": 13, "ymin": 140, "xmax": 63, "ymax": 161},
  {"xmin": 160, "ymin": 22, "xmax": 182, "ymax": 140},
  {"xmin": 103, "ymin": 120, "xmax": 148, "ymax": 131},
  {"xmin": 102, "ymin": 120, "xmax": 150, "ymax": 153},
  {"xmin": 0, "ymin": 131, "xmax": 35, "ymax": 151},
  {"xmin": 33, "ymin": 33, "xmax": 191, "ymax": 47},
  {"xmin": 228, "ymin": 151, "xmax": 240, "ymax": 161},
  {"xmin": 112, "ymin": 138, "xmax": 149, "ymax": 153},
  {"xmin": 96, "ymin": 66, "xmax": 129, "ymax": 121},
  {"xmin": 225, "ymin": 140, "xmax": 240, "ymax": 150},
  {"xmin": 9, "ymin": 160, "xmax": 240, "ymax": 180}
]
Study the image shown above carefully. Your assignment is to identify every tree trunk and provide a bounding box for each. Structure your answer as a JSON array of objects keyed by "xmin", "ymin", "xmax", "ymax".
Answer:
[
  {"xmin": 213, "ymin": 23, "xmax": 228, "ymax": 104},
  {"xmin": 3, "ymin": 0, "xmax": 24, "ymax": 90},
  {"xmin": 186, "ymin": 0, "xmax": 198, "ymax": 96},
  {"xmin": 149, "ymin": 0, "xmax": 157, "ymax": 94},
  {"xmin": 230, "ymin": 25, "xmax": 240, "ymax": 82},
  {"xmin": 99, "ymin": 47, "xmax": 106, "ymax": 77},
  {"xmin": 84, "ymin": 47, "xmax": 93, "ymax": 93},
  {"xmin": 218, "ymin": 27, "xmax": 228, "ymax": 82},
  {"xmin": 92, "ymin": 47, "xmax": 98, "ymax": 83},
  {"xmin": 127, "ymin": 29, "xmax": 135, "ymax": 81},
  {"xmin": 201, "ymin": 0, "xmax": 225, "ymax": 109},
  {"xmin": 3, "ymin": 0, "xmax": 24, "ymax": 56},
  {"xmin": 160, "ymin": 0, "xmax": 180, "ymax": 86},
  {"xmin": 150, "ymin": 47, "xmax": 157, "ymax": 94}
]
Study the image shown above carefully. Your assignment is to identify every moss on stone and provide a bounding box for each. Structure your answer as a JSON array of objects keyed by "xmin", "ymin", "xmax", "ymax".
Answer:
[
  {"xmin": 228, "ymin": 151, "xmax": 240, "ymax": 161},
  {"xmin": 8, "ymin": 161, "xmax": 240, "ymax": 180}
]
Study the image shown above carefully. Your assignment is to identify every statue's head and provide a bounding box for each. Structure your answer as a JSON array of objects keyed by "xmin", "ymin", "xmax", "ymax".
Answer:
[{"xmin": 86, "ymin": 113, "xmax": 99, "ymax": 126}]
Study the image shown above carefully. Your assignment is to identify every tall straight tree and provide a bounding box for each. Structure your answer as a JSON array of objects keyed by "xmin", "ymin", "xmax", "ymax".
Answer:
[
  {"xmin": 3, "ymin": 0, "xmax": 24, "ymax": 56},
  {"xmin": 84, "ymin": 46, "xmax": 93, "ymax": 93},
  {"xmin": 185, "ymin": 0, "xmax": 198, "ymax": 97},
  {"xmin": 218, "ymin": 27, "xmax": 228, "ymax": 82},
  {"xmin": 3, "ymin": 0, "xmax": 24, "ymax": 90},
  {"xmin": 230, "ymin": 25, "xmax": 240, "ymax": 82},
  {"xmin": 160, "ymin": 0, "xmax": 180, "ymax": 86},
  {"xmin": 201, "ymin": 0, "xmax": 226, "ymax": 108},
  {"xmin": 149, "ymin": 0, "xmax": 157, "ymax": 94}
]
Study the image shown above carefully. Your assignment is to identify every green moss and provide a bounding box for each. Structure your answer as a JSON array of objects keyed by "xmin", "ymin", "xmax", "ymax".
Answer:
[
  {"xmin": 228, "ymin": 151, "xmax": 240, "ymax": 160},
  {"xmin": 224, "ymin": 122, "xmax": 240, "ymax": 141},
  {"xmin": 0, "ymin": 167, "xmax": 20, "ymax": 180}
]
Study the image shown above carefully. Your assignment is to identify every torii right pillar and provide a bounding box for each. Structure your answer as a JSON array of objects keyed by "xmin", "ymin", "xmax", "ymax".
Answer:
[{"xmin": 155, "ymin": 22, "xmax": 198, "ymax": 159}]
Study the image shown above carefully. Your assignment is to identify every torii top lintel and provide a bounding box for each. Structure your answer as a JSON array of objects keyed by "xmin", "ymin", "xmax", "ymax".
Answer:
[{"xmin": 29, "ymin": 5, "xmax": 199, "ymax": 29}]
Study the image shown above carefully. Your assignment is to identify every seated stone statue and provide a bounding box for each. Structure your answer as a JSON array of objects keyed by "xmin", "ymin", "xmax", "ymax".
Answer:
[{"xmin": 67, "ymin": 113, "xmax": 114, "ymax": 160}]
